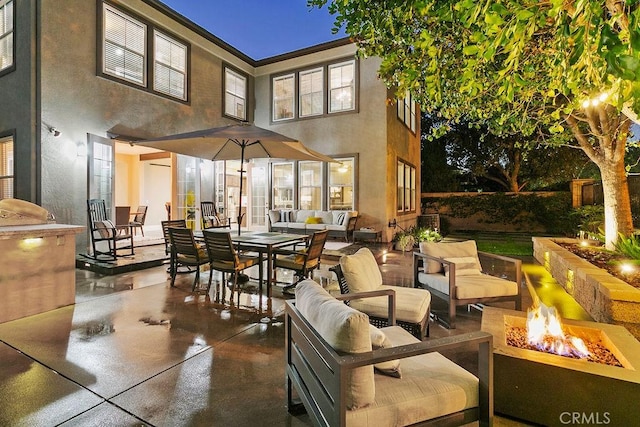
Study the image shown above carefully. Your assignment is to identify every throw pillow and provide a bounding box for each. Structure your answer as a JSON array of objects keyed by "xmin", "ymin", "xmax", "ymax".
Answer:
[
  {"xmin": 95, "ymin": 220, "xmax": 115, "ymax": 238},
  {"xmin": 339, "ymin": 248, "xmax": 383, "ymax": 293},
  {"xmin": 369, "ymin": 325, "xmax": 401, "ymax": 378},
  {"xmin": 305, "ymin": 216, "xmax": 323, "ymax": 224},
  {"xmin": 336, "ymin": 212, "xmax": 346, "ymax": 225},
  {"xmin": 443, "ymin": 256, "xmax": 483, "ymax": 277}
]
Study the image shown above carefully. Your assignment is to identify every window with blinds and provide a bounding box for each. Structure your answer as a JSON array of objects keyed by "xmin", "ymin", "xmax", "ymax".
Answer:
[
  {"xmin": 299, "ymin": 68, "xmax": 323, "ymax": 117},
  {"xmin": 329, "ymin": 60, "xmax": 355, "ymax": 113},
  {"xmin": 0, "ymin": 135, "xmax": 14, "ymax": 199},
  {"xmin": 273, "ymin": 74, "xmax": 294, "ymax": 121},
  {"xmin": 154, "ymin": 30, "xmax": 186, "ymax": 100},
  {"xmin": 0, "ymin": 0, "xmax": 14, "ymax": 73},
  {"xmin": 103, "ymin": 4, "xmax": 146, "ymax": 85},
  {"xmin": 225, "ymin": 67, "xmax": 247, "ymax": 120}
]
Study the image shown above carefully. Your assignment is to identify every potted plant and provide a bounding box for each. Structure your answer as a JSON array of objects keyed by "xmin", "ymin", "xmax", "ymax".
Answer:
[{"xmin": 393, "ymin": 226, "xmax": 442, "ymax": 251}]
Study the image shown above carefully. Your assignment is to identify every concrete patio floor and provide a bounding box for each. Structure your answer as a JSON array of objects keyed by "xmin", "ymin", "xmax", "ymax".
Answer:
[{"xmin": 0, "ymin": 242, "xmax": 587, "ymax": 426}]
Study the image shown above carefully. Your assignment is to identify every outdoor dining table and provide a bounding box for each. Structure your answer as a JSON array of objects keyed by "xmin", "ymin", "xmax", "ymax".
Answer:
[{"xmin": 196, "ymin": 230, "xmax": 309, "ymax": 298}]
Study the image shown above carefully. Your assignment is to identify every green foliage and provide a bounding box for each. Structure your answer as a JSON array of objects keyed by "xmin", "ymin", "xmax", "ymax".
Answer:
[
  {"xmin": 572, "ymin": 205, "xmax": 605, "ymax": 238},
  {"xmin": 393, "ymin": 226, "xmax": 442, "ymax": 251},
  {"xmin": 424, "ymin": 193, "xmax": 579, "ymax": 235},
  {"xmin": 614, "ymin": 233, "xmax": 640, "ymax": 260}
]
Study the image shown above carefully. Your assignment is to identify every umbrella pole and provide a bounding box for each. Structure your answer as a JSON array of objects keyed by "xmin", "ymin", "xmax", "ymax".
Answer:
[{"xmin": 237, "ymin": 144, "xmax": 245, "ymax": 235}]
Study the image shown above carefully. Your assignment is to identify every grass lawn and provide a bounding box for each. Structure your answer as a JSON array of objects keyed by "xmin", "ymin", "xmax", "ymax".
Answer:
[{"xmin": 447, "ymin": 232, "xmax": 534, "ymax": 257}]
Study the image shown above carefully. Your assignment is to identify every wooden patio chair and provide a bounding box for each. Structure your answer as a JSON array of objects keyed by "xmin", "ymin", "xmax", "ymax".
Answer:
[
  {"xmin": 273, "ymin": 229, "xmax": 329, "ymax": 293},
  {"xmin": 167, "ymin": 226, "xmax": 209, "ymax": 291},
  {"xmin": 202, "ymin": 229, "xmax": 263, "ymax": 305},
  {"xmin": 129, "ymin": 205, "xmax": 147, "ymax": 236},
  {"xmin": 87, "ymin": 199, "xmax": 134, "ymax": 261},
  {"xmin": 201, "ymin": 201, "xmax": 230, "ymax": 229}
]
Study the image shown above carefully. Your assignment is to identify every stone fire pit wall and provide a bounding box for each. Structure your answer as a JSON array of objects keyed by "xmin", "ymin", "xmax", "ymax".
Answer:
[{"xmin": 532, "ymin": 237, "xmax": 640, "ymax": 337}]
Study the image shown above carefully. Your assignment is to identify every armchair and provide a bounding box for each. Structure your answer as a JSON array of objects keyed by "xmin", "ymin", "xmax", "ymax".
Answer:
[
  {"xmin": 414, "ymin": 240, "xmax": 521, "ymax": 329},
  {"xmin": 333, "ymin": 247, "xmax": 431, "ymax": 339},
  {"xmin": 87, "ymin": 199, "xmax": 134, "ymax": 261}
]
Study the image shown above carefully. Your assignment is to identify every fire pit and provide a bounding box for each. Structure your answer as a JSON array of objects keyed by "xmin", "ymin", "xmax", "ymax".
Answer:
[{"xmin": 481, "ymin": 306, "xmax": 640, "ymax": 426}]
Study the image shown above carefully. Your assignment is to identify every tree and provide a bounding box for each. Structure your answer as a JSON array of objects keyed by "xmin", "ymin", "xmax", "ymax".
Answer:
[
  {"xmin": 310, "ymin": 0, "xmax": 640, "ymax": 249},
  {"xmin": 422, "ymin": 115, "xmax": 598, "ymax": 192}
]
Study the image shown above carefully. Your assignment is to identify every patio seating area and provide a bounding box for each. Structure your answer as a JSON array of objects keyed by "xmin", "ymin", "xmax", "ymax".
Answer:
[{"xmin": 1, "ymin": 240, "xmax": 589, "ymax": 426}]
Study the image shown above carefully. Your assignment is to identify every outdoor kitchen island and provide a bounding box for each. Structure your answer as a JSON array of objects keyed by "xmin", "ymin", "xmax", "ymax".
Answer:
[{"xmin": 0, "ymin": 223, "xmax": 84, "ymax": 323}]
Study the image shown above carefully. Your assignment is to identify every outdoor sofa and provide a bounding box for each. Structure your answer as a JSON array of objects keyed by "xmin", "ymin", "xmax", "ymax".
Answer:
[
  {"xmin": 285, "ymin": 279, "xmax": 493, "ymax": 426},
  {"xmin": 267, "ymin": 209, "xmax": 358, "ymax": 241}
]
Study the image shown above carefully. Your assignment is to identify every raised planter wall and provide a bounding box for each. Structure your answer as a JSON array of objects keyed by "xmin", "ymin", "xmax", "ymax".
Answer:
[{"xmin": 533, "ymin": 237, "xmax": 640, "ymax": 338}]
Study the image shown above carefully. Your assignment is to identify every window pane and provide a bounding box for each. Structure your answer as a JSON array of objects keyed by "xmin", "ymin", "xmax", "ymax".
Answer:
[
  {"xmin": 299, "ymin": 161, "xmax": 322, "ymax": 210},
  {"xmin": 0, "ymin": 0, "xmax": 13, "ymax": 71},
  {"xmin": 0, "ymin": 136, "xmax": 13, "ymax": 199},
  {"xmin": 273, "ymin": 74, "xmax": 294, "ymax": 121},
  {"xmin": 329, "ymin": 158, "xmax": 354, "ymax": 210},
  {"xmin": 225, "ymin": 68, "xmax": 247, "ymax": 120},
  {"xmin": 103, "ymin": 5, "xmax": 146, "ymax": 85},
  {"xmin": 154, "ymin": 31, "xmax": 187, "ymax": 99},
  {"xmin": 300, "ymin": 68, "xmax": 323, "ymax": 117},
  {"xmin": 397, "ymin": 161, "xmax": 404, "ymax": 211},
  {"xmin": 329, "ymin": 61, "xmax": 355, "ymax": 113},
  {"xmin": 405, "ymin": 165, "xmax": 411, "ymax": 211},
  {"xmin": 410, "ymin": 167, "xmax": 416, "ymax": 211},
  {"xmin": 273, "ymin": 162, "xmax": 294, "ymax": 209}
]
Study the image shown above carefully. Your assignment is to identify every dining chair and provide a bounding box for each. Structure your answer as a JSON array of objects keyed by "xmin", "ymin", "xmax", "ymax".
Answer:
[
  {"xmin": 273, "ymin": 229, "xmax": 329, "ymax": 293},
  {"xmin": 115, "ymin": 206, "xmax": 131, "ymax": 235},
  {"xmin": 129, "ymin": 205, "xmax": 148, "ymax": 236},
  {"xmin": 201, "ymin": 201, "xmax": 230, "ymax": 229},
  {"xmin": 161, "ymin": 219, "xmax": 188, "ymax": 275},
  {"xmin": 202, "ymin": 229, "xmax": 263, "ymax": 305},
  {"xmin": 167, "ymin": 226, "xmax": 209, "ymax": 291}
]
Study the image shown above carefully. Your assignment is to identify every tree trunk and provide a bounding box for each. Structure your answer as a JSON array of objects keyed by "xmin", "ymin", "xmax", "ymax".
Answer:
[
  {"xmin": 566, "ymin": 109, "xmax": 633, "ymax": 250},
  {"xmin": 600, "ymin": 159, "xmax": 633, "ymax": 250}
]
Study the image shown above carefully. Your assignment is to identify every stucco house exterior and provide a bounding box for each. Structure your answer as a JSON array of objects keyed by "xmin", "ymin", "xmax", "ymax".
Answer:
[{"xmin": 0, "ymin": 0, "xmax": 420, "ymax": 253}]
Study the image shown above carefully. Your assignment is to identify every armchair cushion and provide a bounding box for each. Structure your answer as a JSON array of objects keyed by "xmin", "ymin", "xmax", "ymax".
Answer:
[
  {"xmin": 417, "ymin": 272, "xmax": 519, "ymax": 299},
  {"xmin": 350, "ymin": 285, "xmax": 431, "ymax": 324},
  {"xmin": 346, "ymin": 326, "xmax": 480, "ymax": 426},
  {"xmin": 296, "ymin": 280, "xmax": 375, "ymax": 409},
  {"xmin": 443, "ymin": 256, "xmax": 482, "ymax": 277},
  {"xmin": 339, "ymin": 248, "xmax": 383, "ymax": 293},
  {"xmin": 419, "ymin": 240, "xmax": 481, "ymax": 273}
]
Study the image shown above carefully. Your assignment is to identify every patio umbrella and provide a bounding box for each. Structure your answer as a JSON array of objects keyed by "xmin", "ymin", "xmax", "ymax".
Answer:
[{"xmin": 135, "ymin": 122, "xmax": 336, "ymax": 234}]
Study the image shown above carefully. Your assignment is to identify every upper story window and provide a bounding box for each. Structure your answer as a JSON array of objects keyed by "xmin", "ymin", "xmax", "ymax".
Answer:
[
  {"xmin": 0, "ymin": 0, "xmax": 14, "ymax": 73},
  {"xmin": 273, "ymin": 73, "xmax": 295, "ymax": 121},
  {"xmin": 299, "ymin": 68, "xmax": 323, "ymax": 117},
  {"xmin": 100, "ymin": 2, "xmax": 189, "ymax": 102},
  {"xmin": 397, "ymin": 90, "xmax": 417, "ymax": 133},
  {"xmin": 225, "ymin": 67, "xmax": 247, "ymax": 120},
  {"xmin": 329, "ymin": 60, "xmax": 355, "ymax": 113},
  {"xmin": 103, "ymin": 4, "xmax": 146, "ymax": 85},
  {"xmin": 0, "ymin": 135, "xmax": 14, "ymax": 199},
  {"xmin": 154, "ymin": 31, "xmax": 187, "ymax": 100},
  {"xmin": 269, "ymin": 58, "xmax": 358, "ymax": 123}
]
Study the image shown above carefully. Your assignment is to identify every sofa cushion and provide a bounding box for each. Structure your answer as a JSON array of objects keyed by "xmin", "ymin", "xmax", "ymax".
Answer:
[
  {"xmin": 369, "ymin": 325, "xmax": 401, "ymax": 378},
  {"xmin": 268, "ymin": 210, "xmax": 281, "ymax": 226},
  {"xmin": 419, "ymin": 240, "xmax": 481, "ymax": 273},
  {"xmin": 346, "ymin": 326, "xmax": 479, "ymax": 426},
  {"xmin": 443, "ymin": 256, "xmax": 482, "ymax": 277},
  {"xmin": 295, "ymin": 280, "xmax": 375, "ymax": 409},
  {"xmin": 333, "ymin": 211, "xmax": 357, "ymax": 226},
  {"xmin": 340, "ymin": 248, "xmax": 383, "ymax": 292},
  {"xmin": 95, "ymin": 220, "xmax": 115, "ymax": 238},
  {"xmin": 350, "ymin": 284, "xmax": 431, "ymax": 324},
  {"xmin": 417, "ymin": 272, "xmax": 518, "ymax": 299},
  {"xmin": 315, "ymin": 210, "xmax": 335, "ymax": 225},
  {"xmin": 295, "ymin": 209, "xmax": 315, "ymax": 223}
]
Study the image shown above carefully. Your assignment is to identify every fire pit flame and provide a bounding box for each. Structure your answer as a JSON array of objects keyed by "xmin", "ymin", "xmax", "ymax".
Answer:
[{"xmin": 527, "ymin": 303, "xmax": 590, "ymax": 358}]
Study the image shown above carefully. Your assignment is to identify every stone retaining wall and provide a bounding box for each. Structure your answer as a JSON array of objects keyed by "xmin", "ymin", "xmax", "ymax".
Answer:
[{"xmin": 532, "ymin": 237, "xmax": 640, "ymax": 337}]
